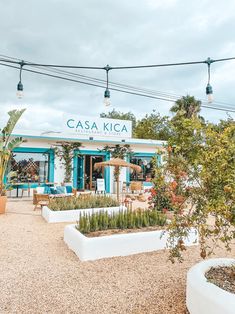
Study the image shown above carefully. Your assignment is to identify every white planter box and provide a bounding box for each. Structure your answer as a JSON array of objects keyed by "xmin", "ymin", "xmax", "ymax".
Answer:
[
  {"xmin": 186, "ymin": 258, "xmax": 235, "ymax": 314},
  {"xmin": 42, "ymin": 206, "xmax": 123, "ymax": 223},
  {"xmin": 64, "ymin": 225, "xmax": 198, "ymax": 261}
]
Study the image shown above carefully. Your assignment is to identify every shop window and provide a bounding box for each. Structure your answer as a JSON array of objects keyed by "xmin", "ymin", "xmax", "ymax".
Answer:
[
  {"xmin": 9, "ymin": 152, "xmax": 49, "ymax": 183},
  {"xmin": 130, "ymin": 156, "xmax": 154, "ymax": 181}
]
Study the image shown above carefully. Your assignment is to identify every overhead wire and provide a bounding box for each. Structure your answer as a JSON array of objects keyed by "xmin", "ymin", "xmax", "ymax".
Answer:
[
  {"xmin": 0, "ymin": 54, "xmax": 235, "ymax": 113},
  {"xmin": 1, "ymin": 60, "xmax": 235, "ymax": 113},
  {"xmin": 0, "ymin": 54, "xmax": 190, "ymax": 99},
  {"xmin": 1, "ymin": 55, "xmax": 235, "ymax": 69},
  {"xmin": 1, "ymin": 54, "xmax": 235, "ymax": 108}
]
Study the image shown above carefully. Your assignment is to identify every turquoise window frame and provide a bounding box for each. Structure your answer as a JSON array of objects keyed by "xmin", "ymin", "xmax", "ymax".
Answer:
[
  {"xmin": 73, "ymin": 150, "xmax": 110, "ymax": 193},
  {"xmin": 9, "ymin": 147, "xmax": 55, "ymax": 188},
  {"xmin": 126, "ymin": 152, "xmax": 160, "ymax": 183}
]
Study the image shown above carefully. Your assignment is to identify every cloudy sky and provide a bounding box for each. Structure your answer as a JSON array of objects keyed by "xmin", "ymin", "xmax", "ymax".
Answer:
[{"xmin": 0, "ymin": 0, "xmax": 235, "ymax": 131}]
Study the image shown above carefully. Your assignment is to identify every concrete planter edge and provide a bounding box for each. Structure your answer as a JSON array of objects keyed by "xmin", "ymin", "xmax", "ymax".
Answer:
[
  {"xmin": 186, "ymin": 258, "xmax": 235, "ymax": 314},
  {"xmin": 64, "ymin": 224, "xmax": 198, "ymax": 261},
  {"xmin": 42, "ymin": 206, "xmax": 124, "ymax": 223}
]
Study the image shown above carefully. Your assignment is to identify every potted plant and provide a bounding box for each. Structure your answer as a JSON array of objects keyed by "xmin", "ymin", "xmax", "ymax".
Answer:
[
  {"xmin": 156, "ymin": 108, "xmax": 235, "ymax": 313},
  {"xmin": 0, "ymin": 109, "xmax": 25, "ymax": 213}
]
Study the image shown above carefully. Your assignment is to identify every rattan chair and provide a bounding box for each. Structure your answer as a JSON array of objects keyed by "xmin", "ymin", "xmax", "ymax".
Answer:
[
  {"xmin": 34, "ymin": 194, "xmax": 50, "ymax": 210},
  {"xmin": 130, "ymin": 181, "xmax": 143, "ymax": 194}
]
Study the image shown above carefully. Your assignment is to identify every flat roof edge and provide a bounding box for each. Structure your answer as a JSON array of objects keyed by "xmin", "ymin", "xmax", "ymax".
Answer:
[{"xmin": 12, "ymin": 132, "xmax": 167, "ymax": 146}]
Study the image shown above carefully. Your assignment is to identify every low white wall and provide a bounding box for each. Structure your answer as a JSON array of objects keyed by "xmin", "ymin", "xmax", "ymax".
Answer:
[
  {"xmin": 186, "ymin": 258, "xmax": 235, "ymax": 314},
  {"xmin": 42, "ymin": 206, "xmax": 124, "ymax": 223},
  {"xmin": 64, "ymin": 225, "xmax": 198, "ymax": 261}
]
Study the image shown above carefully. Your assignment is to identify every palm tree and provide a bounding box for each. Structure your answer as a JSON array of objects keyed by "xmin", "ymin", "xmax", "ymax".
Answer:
[
  {"xmin": 170, "ymin": 95, "xmax": 201, "ymax": 119},
  {"xmin": 0, "ymin": 109, "xmax": 25, "ymax": 197}
]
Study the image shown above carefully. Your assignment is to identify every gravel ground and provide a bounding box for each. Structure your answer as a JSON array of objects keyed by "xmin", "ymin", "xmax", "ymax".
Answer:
[{"xmin": 0, "ymin": 199, "xmax": 234, "ymax": 314}]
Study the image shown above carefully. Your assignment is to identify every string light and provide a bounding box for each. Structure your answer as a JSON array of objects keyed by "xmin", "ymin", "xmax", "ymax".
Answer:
[
  {"xmin": 0, "ymin": 55, "xmax": 235, "ymax": 111},
  {"xmin": 16, "ymin": 61, "xmax": 24, "ymax": 98},
  {"xmin": 205, "ymin": 57, "xmax": 213, "ymax": 103},
  {"xmin": 104, "ymin": 65, "xmax": 111, "ymax": 106}
]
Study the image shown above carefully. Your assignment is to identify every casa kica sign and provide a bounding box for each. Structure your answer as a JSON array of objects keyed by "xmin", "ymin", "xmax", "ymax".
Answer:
[{"xmin": 64, "ymin": 115, "xmax": 132, "ymax": 138}]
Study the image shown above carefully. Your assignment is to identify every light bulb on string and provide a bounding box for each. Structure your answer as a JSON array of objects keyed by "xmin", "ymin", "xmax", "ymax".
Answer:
[
  {"xmin": 205, "ymin": 57, "xmax": 213, "ymax": 103},
  {"xmin": 104, "ymin": 88, "xmax": 111, "ymax": 106},
  {"xmin": 16, "ymin": 81, "xmax": 23, "ymax": 99},
  {"xmin": 206, "ymin": 83, "xmax": 213, "ymax": 103},
  {"xmin": 16, "ymin": 61, "xmax": 24, "ymax": 99},
  {"xmin": 103, "ymin": 65, "xmax": 111, "ymax": 107}
]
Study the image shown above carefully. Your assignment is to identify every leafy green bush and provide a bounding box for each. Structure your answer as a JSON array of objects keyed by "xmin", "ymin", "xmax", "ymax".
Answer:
[
  {"xmin": 49, "ymin": 195, "xmax": 119, "ymax": 211},
  {"xmin": 77, "ymin": 209, "xmax": 167, "ymax": 234}
]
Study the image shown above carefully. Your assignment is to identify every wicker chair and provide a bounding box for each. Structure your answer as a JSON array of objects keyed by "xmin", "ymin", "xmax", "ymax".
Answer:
[
  {"xmin": 34, "ymin": 194, "xmax": 50, "ymax": 210},
  {"xmin": 78, "ymin": 192, "xmax": 92, "ymax": 200},
  {"xmin": 130, "ymin": 181, "xmax": 143, "ymax": 194},
  {"xmin": 33, "ymin": 187, "xmax": 77, "ymax": 205}
]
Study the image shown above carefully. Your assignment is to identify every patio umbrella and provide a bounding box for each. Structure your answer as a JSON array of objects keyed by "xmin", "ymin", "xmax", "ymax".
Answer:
[{"xmin": 94, "ymin": 158, "xmax": 142, "ymax": 202}]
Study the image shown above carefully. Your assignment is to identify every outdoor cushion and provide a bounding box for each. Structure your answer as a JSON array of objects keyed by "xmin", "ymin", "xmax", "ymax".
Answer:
[
  {"xmin": 65, "ymin": 186, "xmax": 73, "ymax": 193},
  {"xmin": 56, "ymin": 186, "xmax": 66, "ymax": 194},
  {"xmin": 36, "ymin": 187, "xmax": 45, "ymax": 194},
  {"xmin": 50, "ymin": 187, "xmax": 57, "ymax": 194},
  {"xmin": 44, "ymin": 186, "xmax": 51, "ymax": 194},
  {"xmin": 143, "ymin": 182, "xmax": 154, "ymax": 187}
]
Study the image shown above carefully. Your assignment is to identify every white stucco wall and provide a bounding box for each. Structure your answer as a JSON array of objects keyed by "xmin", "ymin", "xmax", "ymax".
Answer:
[{"xmin": 54, "ymin": 155, "xmax": 65, "ymax": 184}]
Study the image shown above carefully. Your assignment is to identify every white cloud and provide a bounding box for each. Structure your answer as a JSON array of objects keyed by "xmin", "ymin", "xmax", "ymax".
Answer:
[{"xmin": 0, "ymin": 0, "xmax": 235, "ymax": 130}]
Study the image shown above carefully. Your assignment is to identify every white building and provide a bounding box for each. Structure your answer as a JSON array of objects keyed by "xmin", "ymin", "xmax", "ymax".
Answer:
[{"xmin": 9, "ymin": 116, "xmax": 166, "ymax": 195}]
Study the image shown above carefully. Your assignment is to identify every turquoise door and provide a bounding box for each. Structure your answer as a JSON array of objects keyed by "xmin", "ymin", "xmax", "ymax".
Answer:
[{"xmin": 77, "ymin": 155, "xmax": 84, "ymax": 190}]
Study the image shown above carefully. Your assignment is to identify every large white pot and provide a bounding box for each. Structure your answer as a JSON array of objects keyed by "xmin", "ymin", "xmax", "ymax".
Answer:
[{"xmin": 186, "ymin": 258, "xmax": 235, "ymax": 314}]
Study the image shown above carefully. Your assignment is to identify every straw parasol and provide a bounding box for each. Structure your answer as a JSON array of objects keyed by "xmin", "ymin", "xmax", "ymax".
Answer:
[{"xmin": 94, "ymin": 158, "xmax": 142, "ymax": 202}]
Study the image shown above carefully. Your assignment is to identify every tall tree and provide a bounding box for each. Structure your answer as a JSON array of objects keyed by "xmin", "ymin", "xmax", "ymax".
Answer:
[
  {"xmin": 134, "ymin": 111, "xmax": 172, "ymax": 140},
  {"xmin": 170, "ymin": 95, "xmax": 201, "ymax": 119}
]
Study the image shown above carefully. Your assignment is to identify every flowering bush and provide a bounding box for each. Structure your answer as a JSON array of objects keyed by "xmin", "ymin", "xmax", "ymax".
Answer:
[
  {"xmin": 155, "ymin": 116, "xmax": 235, "ymax": 262},
  {"xmin": 149, "ymin": 162, "xmax": 187, "ymax": 214}
]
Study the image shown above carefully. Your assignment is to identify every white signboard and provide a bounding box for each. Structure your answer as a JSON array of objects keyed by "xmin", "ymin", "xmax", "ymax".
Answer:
[
  {"xmin": 63, "ymin": 115, "xmax": 132, "ymax": 138},
  {"xmin": 96, "ymin": 179, "xmax": 105, "ymax": 192}
]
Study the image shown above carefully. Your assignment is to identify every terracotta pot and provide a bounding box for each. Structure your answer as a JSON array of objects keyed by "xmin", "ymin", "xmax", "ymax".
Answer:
[{"xmin": 0, "ymin": 195, "xmax": 7, "ymax": 214}]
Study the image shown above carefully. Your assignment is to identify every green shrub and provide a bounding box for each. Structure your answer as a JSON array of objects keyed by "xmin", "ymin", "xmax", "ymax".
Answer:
[
  {"xmin": 76, "ymin": 208, "xmax": 167, "ymax": 234},
  {"xmin": 48, "ymin": 195, "xmax": 119, "ymax": 211}
]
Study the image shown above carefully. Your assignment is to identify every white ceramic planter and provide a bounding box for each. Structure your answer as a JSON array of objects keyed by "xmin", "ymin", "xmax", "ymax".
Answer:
[
  {"xmin": 64, "ymin": 225, "xmax": 198, "ymax": 261},
  {"xmin": 42, "ymin": 206, "xmax": 124, "ymax": 223},
  {"xmin": 186, "ymin": 258, "xmax": 235, "ymax": 314}
]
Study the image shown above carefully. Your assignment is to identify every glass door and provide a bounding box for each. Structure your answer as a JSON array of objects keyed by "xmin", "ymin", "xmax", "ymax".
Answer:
[{"xmin": 84, "ymin": 155, "xmax": 104, "ymax": 190}]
